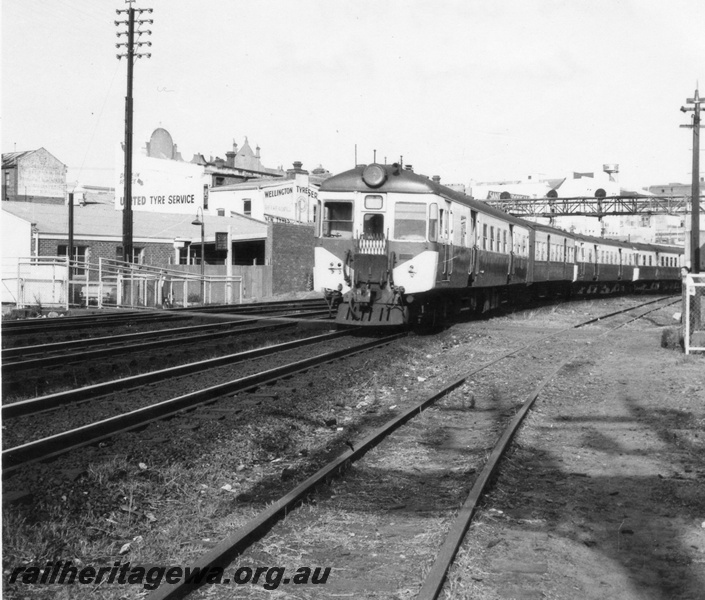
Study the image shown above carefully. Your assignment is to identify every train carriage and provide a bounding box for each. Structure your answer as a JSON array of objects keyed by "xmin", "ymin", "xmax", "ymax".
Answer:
[{"xmin": 314, "ymin": 163, "xmax": 684, "ymax": 327}]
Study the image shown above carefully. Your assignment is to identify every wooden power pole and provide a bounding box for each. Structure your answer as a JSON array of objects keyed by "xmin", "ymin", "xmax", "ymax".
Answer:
[
  {"xmin": 681, "ymin": 87, "xmax": 702, "ymax": 273},
  {"xmin": 116, "ymin": 1, "xmax": 152, "ymax": 263}
]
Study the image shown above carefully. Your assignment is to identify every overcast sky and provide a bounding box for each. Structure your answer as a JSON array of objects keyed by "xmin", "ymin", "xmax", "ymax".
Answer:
[{"xmin": 2, "ymin": 0, "xmax": 704, "ymax": 189}]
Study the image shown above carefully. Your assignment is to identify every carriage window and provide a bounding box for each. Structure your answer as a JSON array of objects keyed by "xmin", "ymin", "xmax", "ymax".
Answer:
[
  {"xmin": 322, "ymin": 201, "xmax": 353, "ymax": 238},
  {"xmin": 428, "ymin": 204, "xmax": 438, "ymax": 242},
  {"xmin": 364, "ymin": 195, "xmax": 383, "ymax": 210},
  {"xmin": 363, "ymin": 213, "xmax": 384, "ymax": 236},
  {"xmin": 395, "ymin": 202, "xmax": 427, "ymax": 241},
  {"xmin": 490, "ymin": 226, "xmax": 495, "ymax": 251}
]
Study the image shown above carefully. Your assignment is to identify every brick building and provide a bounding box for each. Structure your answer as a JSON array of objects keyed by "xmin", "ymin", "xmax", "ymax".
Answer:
[{"xmin": 1, "ymin": 200, "xmax": 315, "ymax": 304}]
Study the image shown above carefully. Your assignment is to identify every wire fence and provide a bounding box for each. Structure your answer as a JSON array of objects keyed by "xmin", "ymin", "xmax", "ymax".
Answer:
[
  {"xmin": 3, "ymin": 256, "xmax": 242, "ymax": 311},
  {"xmin": 683, "ymin": 274, "xmax": 705, "ymax": 354}
]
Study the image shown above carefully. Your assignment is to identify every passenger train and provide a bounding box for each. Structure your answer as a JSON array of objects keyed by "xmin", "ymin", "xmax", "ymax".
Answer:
[{"xmin": 313, "ymin": 163, "xmax": 683, "ymax": 327}]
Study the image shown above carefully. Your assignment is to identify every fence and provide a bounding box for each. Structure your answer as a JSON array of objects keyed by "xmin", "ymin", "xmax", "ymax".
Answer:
[
  {"xmin": 3, "ymin": 256, "xmax": 242, "ymax": 311},
  {"xmin": 683, "ymin": 274, "xmax": 705, "ymax": 354},
  {"xmin": 98, "ymin": 259, "xmax": 243, "ymax": 309},
  {"xmin": 3, "ymin": 256, "xmax": 71, "ymax": 309}
]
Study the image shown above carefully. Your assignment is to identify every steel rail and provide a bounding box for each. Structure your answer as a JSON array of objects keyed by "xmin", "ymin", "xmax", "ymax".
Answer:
[
  {"xmin": 169, "ymin": 298, "xmax": 328, "ymax": 315},
  {"xmin": 209, "ymin": 302, "xmax": 330, "ymax": 315},
  {"xmin": 574, "ymin": 294, "xmax": 677, "ymax": 328},
  {"xmin": 3, "ymin": 330, "xmax": 350, "ymax": 419},
  {"xmin": 2, "ymin": 333, "xmax": 405, "ymax": 477},
  {"xmin": 142, "ymin": 295, "xmax": 679, "ymax": 600},
  {"xmin": 2, "ymin": 318, "xmax": 270, "ymax": 360},
  {"xmin": 416, "ymin": 295, "xmax": 680, "ymax": 599},
  {"xmin": 1, "ymin": 312, "xmax": 185, "ymax": 335},
  {"xmin": 1, "ymin": 321, "xmax": 295, "ymax": 374}
]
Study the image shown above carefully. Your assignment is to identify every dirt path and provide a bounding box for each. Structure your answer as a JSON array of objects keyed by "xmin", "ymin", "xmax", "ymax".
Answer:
[{"xmin": 447, "ymin": 315, "xmax": 705, "ymax": 599}]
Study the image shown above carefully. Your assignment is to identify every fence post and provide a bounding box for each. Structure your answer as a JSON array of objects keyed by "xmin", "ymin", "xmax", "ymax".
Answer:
[
  {"xmin": 684, "ymin": 278, "xmax": 691, "ymax": 354},
  {"xmin": 98, "ymin": 258, "xmax": 103, "ymax": 309}
]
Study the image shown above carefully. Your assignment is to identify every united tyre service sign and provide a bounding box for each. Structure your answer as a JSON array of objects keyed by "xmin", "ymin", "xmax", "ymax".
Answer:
[{"xmin": 115, "ymin": 148, "xmax": 205, "ymax": 214}]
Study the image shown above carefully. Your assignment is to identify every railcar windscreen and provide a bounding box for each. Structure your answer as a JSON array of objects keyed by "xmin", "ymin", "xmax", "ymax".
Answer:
[
  {"xmin": 394, "ymin": 202, "xmax": 427, "ymax": 241},
  {"xmin": 322, "ymin": 201, "xmax": 353, "ymax": 238}
]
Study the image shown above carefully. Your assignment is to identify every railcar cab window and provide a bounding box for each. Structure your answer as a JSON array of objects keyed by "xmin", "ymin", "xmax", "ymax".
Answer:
[
  {"xmin": 322, "ymin": 201, "xmax": 353, "ymax": 238},
  {"xmin": 364, "ymin": 195, "xmax": 383, "ymax": 210},
  {"xmin": 363, "ymin": 195, "xmax": 385, "ymax": 237},
  {"xmin": 395, "ymin": 202, "xmax": 427, "ymax": 241},
  {"xmin": 363, "ymin": 213, "xmax": 384, "ymax": 236}
]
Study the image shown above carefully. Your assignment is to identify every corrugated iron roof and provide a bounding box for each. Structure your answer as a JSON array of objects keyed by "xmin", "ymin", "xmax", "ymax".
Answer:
[
  {"xmin": 1, "ymin": 201, "xmax": 267, "ymax": 242},
  {"xmin": 2, "ymin": 151, "xmax": 33, "ymax": 168}
]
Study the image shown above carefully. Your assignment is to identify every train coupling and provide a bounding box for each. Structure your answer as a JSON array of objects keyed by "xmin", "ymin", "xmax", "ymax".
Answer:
[{"xmin": 336, "ymin": 283, "xmax": 409, "ymax": 326}]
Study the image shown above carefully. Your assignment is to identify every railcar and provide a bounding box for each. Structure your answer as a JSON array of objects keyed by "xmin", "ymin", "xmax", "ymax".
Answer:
[{"xmin": 313, "ymin": 163, "xmax": 683, "ymax": 327}]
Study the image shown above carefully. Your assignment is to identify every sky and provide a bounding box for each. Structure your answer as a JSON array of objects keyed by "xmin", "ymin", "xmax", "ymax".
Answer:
[{"xmin": 2, "ymin": 0, "xmax": 704, "ymax": 190}]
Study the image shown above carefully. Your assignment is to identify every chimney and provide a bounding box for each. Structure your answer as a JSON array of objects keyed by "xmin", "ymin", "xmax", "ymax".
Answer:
[
  {"xmin": 405, "ymin": 165, "xmax": 413, "ymax": 171},
  {"xmin": 432, "ymin": 175, "xmax": 441, "ymax": 183},
  {"xmin": 226, "ymin": 150, "xmax": 236, "ymax": 167},
  {"xmin": 287, "ymin": 161, "xmax": 308, "ymax": 177}
]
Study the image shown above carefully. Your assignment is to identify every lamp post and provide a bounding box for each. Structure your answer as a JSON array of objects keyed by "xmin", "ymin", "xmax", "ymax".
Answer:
[{"xmin": 192, "ymin": 207, "xmax": 205, "ymax": 303}]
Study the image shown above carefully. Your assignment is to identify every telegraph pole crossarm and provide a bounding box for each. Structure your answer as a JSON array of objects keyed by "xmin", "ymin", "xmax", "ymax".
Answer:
[{"xmin": 115, "ymin": 1, "xmax": 153, "ymax": 264}]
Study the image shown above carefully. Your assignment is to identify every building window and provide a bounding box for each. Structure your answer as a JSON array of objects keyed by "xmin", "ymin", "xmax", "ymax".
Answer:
[
  {"xmin": 58, "ymin": 245, "xmax": 87, "ymax": 276},
  {"xmin": 243, "ymin": 199, "xmax": 252, "ymax": 216},
  {"xmin": 115, "ymin": 246, "xmax": 144, "ymax": 264},
  {"xmin": 214, "ymin": 176, "xmax": 225, "ymax": 186}
]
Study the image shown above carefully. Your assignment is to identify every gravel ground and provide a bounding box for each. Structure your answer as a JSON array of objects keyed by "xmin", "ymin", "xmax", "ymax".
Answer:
[{"xmin": 2, "ymin": 296, "xmax": 703, "ymax": 600}]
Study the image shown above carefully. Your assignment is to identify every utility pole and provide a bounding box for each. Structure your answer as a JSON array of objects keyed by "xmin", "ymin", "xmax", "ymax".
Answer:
[
  {"xmin": 680, "ymin": 87, "xmax": 702, "ymax": 273},
  {"xmin": 116, "ymin": 1, "xmax": 152, "ymax": 263}
]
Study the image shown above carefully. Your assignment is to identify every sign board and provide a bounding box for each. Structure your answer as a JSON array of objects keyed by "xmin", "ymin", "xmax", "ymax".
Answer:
[{"xmin": 115, "ymin": 146, "xmax": 206, "ymax": 214}]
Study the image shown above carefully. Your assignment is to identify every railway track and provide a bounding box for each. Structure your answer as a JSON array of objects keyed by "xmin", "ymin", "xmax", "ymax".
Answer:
[
  {"xmin": 1, "ymin": 310, "xmax": 187, "ymax": 339},
  {"xmin": 3, "ymin": 332, "xmax": 352, "ymax": 420},
  {"xmin": 2, "ymin": 333, "xmax": 405, "ymax": 477},
  {"xmin": 133, "ymin": 295, "xmax": 678, "ymax": 600},
  {"xmin": 2, "ymin": 313, "xmax": 332, "ymax": 375}
]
